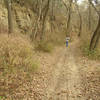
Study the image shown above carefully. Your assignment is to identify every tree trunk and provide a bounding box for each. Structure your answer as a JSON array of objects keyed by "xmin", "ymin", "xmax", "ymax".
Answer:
[
  {"xmin": 66, "ymin": 0, "xmax": 72, "ymax": 36},
  {"xmin": 88, "ymin": 0, "xmax": 100, "ymax": 50},
  {"xmin": 88, "ymin": 4, "xmax": 91, "ymax": 30},
  {"xmin": 89, "ymin": 15, "xmax": 100, "ymax": 50},
  {"xmin": 75, "ymin": 2, "xmax": 82, "ymax": 37},
  {"xmin": 94, "ymin": 28, "xmax": 100, "ymax": 48},
  {"xmin": 50, "ymin": 0, "xmax": 55, "ymax": 32},
  {"xmin": 40, "ymin": 0, "xmax": 50, "ymax": 40},
  {"xmin": 30, "ymin": 0, "xmax": 42, "ymax": 40},
  {"xmin": 6, "ymin": 0, "xmax": 13, "ymax": 34}
]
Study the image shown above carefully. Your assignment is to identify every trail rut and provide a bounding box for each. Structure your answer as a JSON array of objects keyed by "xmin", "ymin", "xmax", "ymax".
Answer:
[{"xmin": 43, "ymin": 43, "xmax": 85, "ymax": 100}]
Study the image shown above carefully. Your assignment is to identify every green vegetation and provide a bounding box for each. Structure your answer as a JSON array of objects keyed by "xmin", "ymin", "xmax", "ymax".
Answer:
[
  {"xmin": 81, "ymin": 42, "xmax": 100, "ymax": 60},
  {"xmin": 0, "ymin": 96, "xmax": 6, "ymax": 100}
]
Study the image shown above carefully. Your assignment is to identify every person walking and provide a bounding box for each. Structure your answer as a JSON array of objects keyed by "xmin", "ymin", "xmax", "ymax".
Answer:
[{"xmin": 66, "ymin": 37, "xmax": 70, "ymax": 47}]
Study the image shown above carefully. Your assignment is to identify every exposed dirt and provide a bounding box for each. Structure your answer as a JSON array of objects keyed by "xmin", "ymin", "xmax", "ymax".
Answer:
[
  {"xmin": 0, "ymin": 41, "xmax": 100, "ymax": 100},
  {"xmin": 41, "ymin": 41, "xmax": 85, "ymax": 100}
]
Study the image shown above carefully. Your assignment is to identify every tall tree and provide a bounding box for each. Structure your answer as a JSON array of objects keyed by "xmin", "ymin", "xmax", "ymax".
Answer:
[
  {"xmin": 89, "ymin": 0, "xmax": 100, "ymax": 50},
  {"xmin": 66, "ymin": 0, "xmax": 72, "ymax": 36},
  {"xmin": 75, "ymin": 0, "xmax": 82, "ymax": 37},
  {"xmin": 40, "ymin": 0, "xmax": 51, "ymax": 40},
  {"xmin": 63, "ymin": 0, "xmax": 73, "ymax": 36},
  {"xmin": 88, "ymin": 3, "xmax": 91, "ymax": 30},
  {"xmin": 6, "ymin": 0, "xmax": 13, "ymax": 34},
  {"xmin": 50, "ymin": 0, "xmax": 55, "ymax": 32},
  {"xmin": 30, "ymin": 0, "xmax": 51, "ymax": 40}
]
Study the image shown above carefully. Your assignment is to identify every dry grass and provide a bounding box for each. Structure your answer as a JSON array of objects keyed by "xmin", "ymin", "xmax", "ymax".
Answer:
[
  {"xmin": 0, "ymin": 23, "xmax": 8, "ymax": 34},
  {"xmin": 0, "ymin": 34, "xmax": 38, "ymax": 71},
  {"xmin": 0, "ymin": 34, "xmax": 38, "ymax": 98},
  {"xmin": 35, "ymin": 41, "xmax": 54, "ymax": 53}
]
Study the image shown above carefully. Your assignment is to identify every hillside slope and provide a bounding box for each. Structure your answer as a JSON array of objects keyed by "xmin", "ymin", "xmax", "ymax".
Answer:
[{"xmin": 0, "ymin": 1, "xmax": 66, "ymax": 43}]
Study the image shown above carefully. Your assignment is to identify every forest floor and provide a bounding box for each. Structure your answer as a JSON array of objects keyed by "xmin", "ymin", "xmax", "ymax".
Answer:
[{"xmin": 0, "ymin": 40, "xmax": 100, "ymax": 100}]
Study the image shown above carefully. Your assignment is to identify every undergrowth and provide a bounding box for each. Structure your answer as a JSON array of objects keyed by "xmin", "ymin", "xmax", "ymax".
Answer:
[
  {"xmin": 0, "ymin": 34, "xmax": 39, "ymax": 98},
  {"xmin": 0, "ymin": 96, "xmax": 5, "ymax": 100},
  {"xmin": 81, "ymin": 42, "xmax": 100, "ymax": 60},
  {"xmin": 35, "ymin": 41, "xmax": 54, "ymax": 53},
  {"xmin": 0, "ymin": 34, "xmax": 38, "ymax": 75}
]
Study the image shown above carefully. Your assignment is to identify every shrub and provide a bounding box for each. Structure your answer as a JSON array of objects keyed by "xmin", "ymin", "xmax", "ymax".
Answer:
[
  {"xmin": 0, "ymin": 96, "xmax": 5, "ymax": 100},
  {"xmin": 0, "ymin": 34, "xmax": 38, "ymax": 74},
  {"xmin": 81, "ymin": 42, "xmax": 100, "ymax": 60},
  {"xmin": 35, "ymin": 41, "xmax": 54, "ymax": 53}
]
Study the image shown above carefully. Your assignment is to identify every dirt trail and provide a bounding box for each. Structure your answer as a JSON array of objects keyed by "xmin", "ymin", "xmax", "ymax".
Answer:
[
  {"xmin": 3, "ymin": 41, "xmax": 99, "ymax": 100},
  {"xmin": 43, "ymin": 42, "xmax": 85, "ymax": 100}
]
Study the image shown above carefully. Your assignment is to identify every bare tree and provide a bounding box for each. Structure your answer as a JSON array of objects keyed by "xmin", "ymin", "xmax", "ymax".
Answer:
[
  {"xmin": 6, "ymin": 0, "xmax": 13, "ymax": 34},
  {"xmin": 89, "ymin": 0, "xmax": 100, "ymax": 50},
  {"xmin": 30, "ymin": 0, "xmax": 42, "ymax": 40},
  {"xmin": 40, "ymin": 0, "xmax": 51, "ymax": 40},
  {"xmin": 75, "ymin": 0, "xmax": 82, "ymax": 37},
  {"xmin": 66, "ymin": 0, "xmax": 73, "ymax": 36},
  {"xmin": 62, "ymin": 0, "xmax": 73, "ymax": 36},
  {"xmin": 62, "ymin": 0, "xmax": 68, "ymax": 12},
  {"xmin": 88, "ymin": 2, "xmax": 91, "ymax": 30},
  {"xmin": 30, "ymin": 0, "xmax": 50, "ymax": 40},
  {"xmin": 50, "ymin": 0, "xmax": 55, "ymax": 32},
  {"xmin": 34, "ymin": 0, "xmax": 42, "ymax": 39}
]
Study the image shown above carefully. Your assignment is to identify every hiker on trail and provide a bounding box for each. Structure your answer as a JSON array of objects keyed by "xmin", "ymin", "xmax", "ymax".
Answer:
[{"xmin": 66, "ymin": 37, "xmax": 70, "ymax": 47}]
